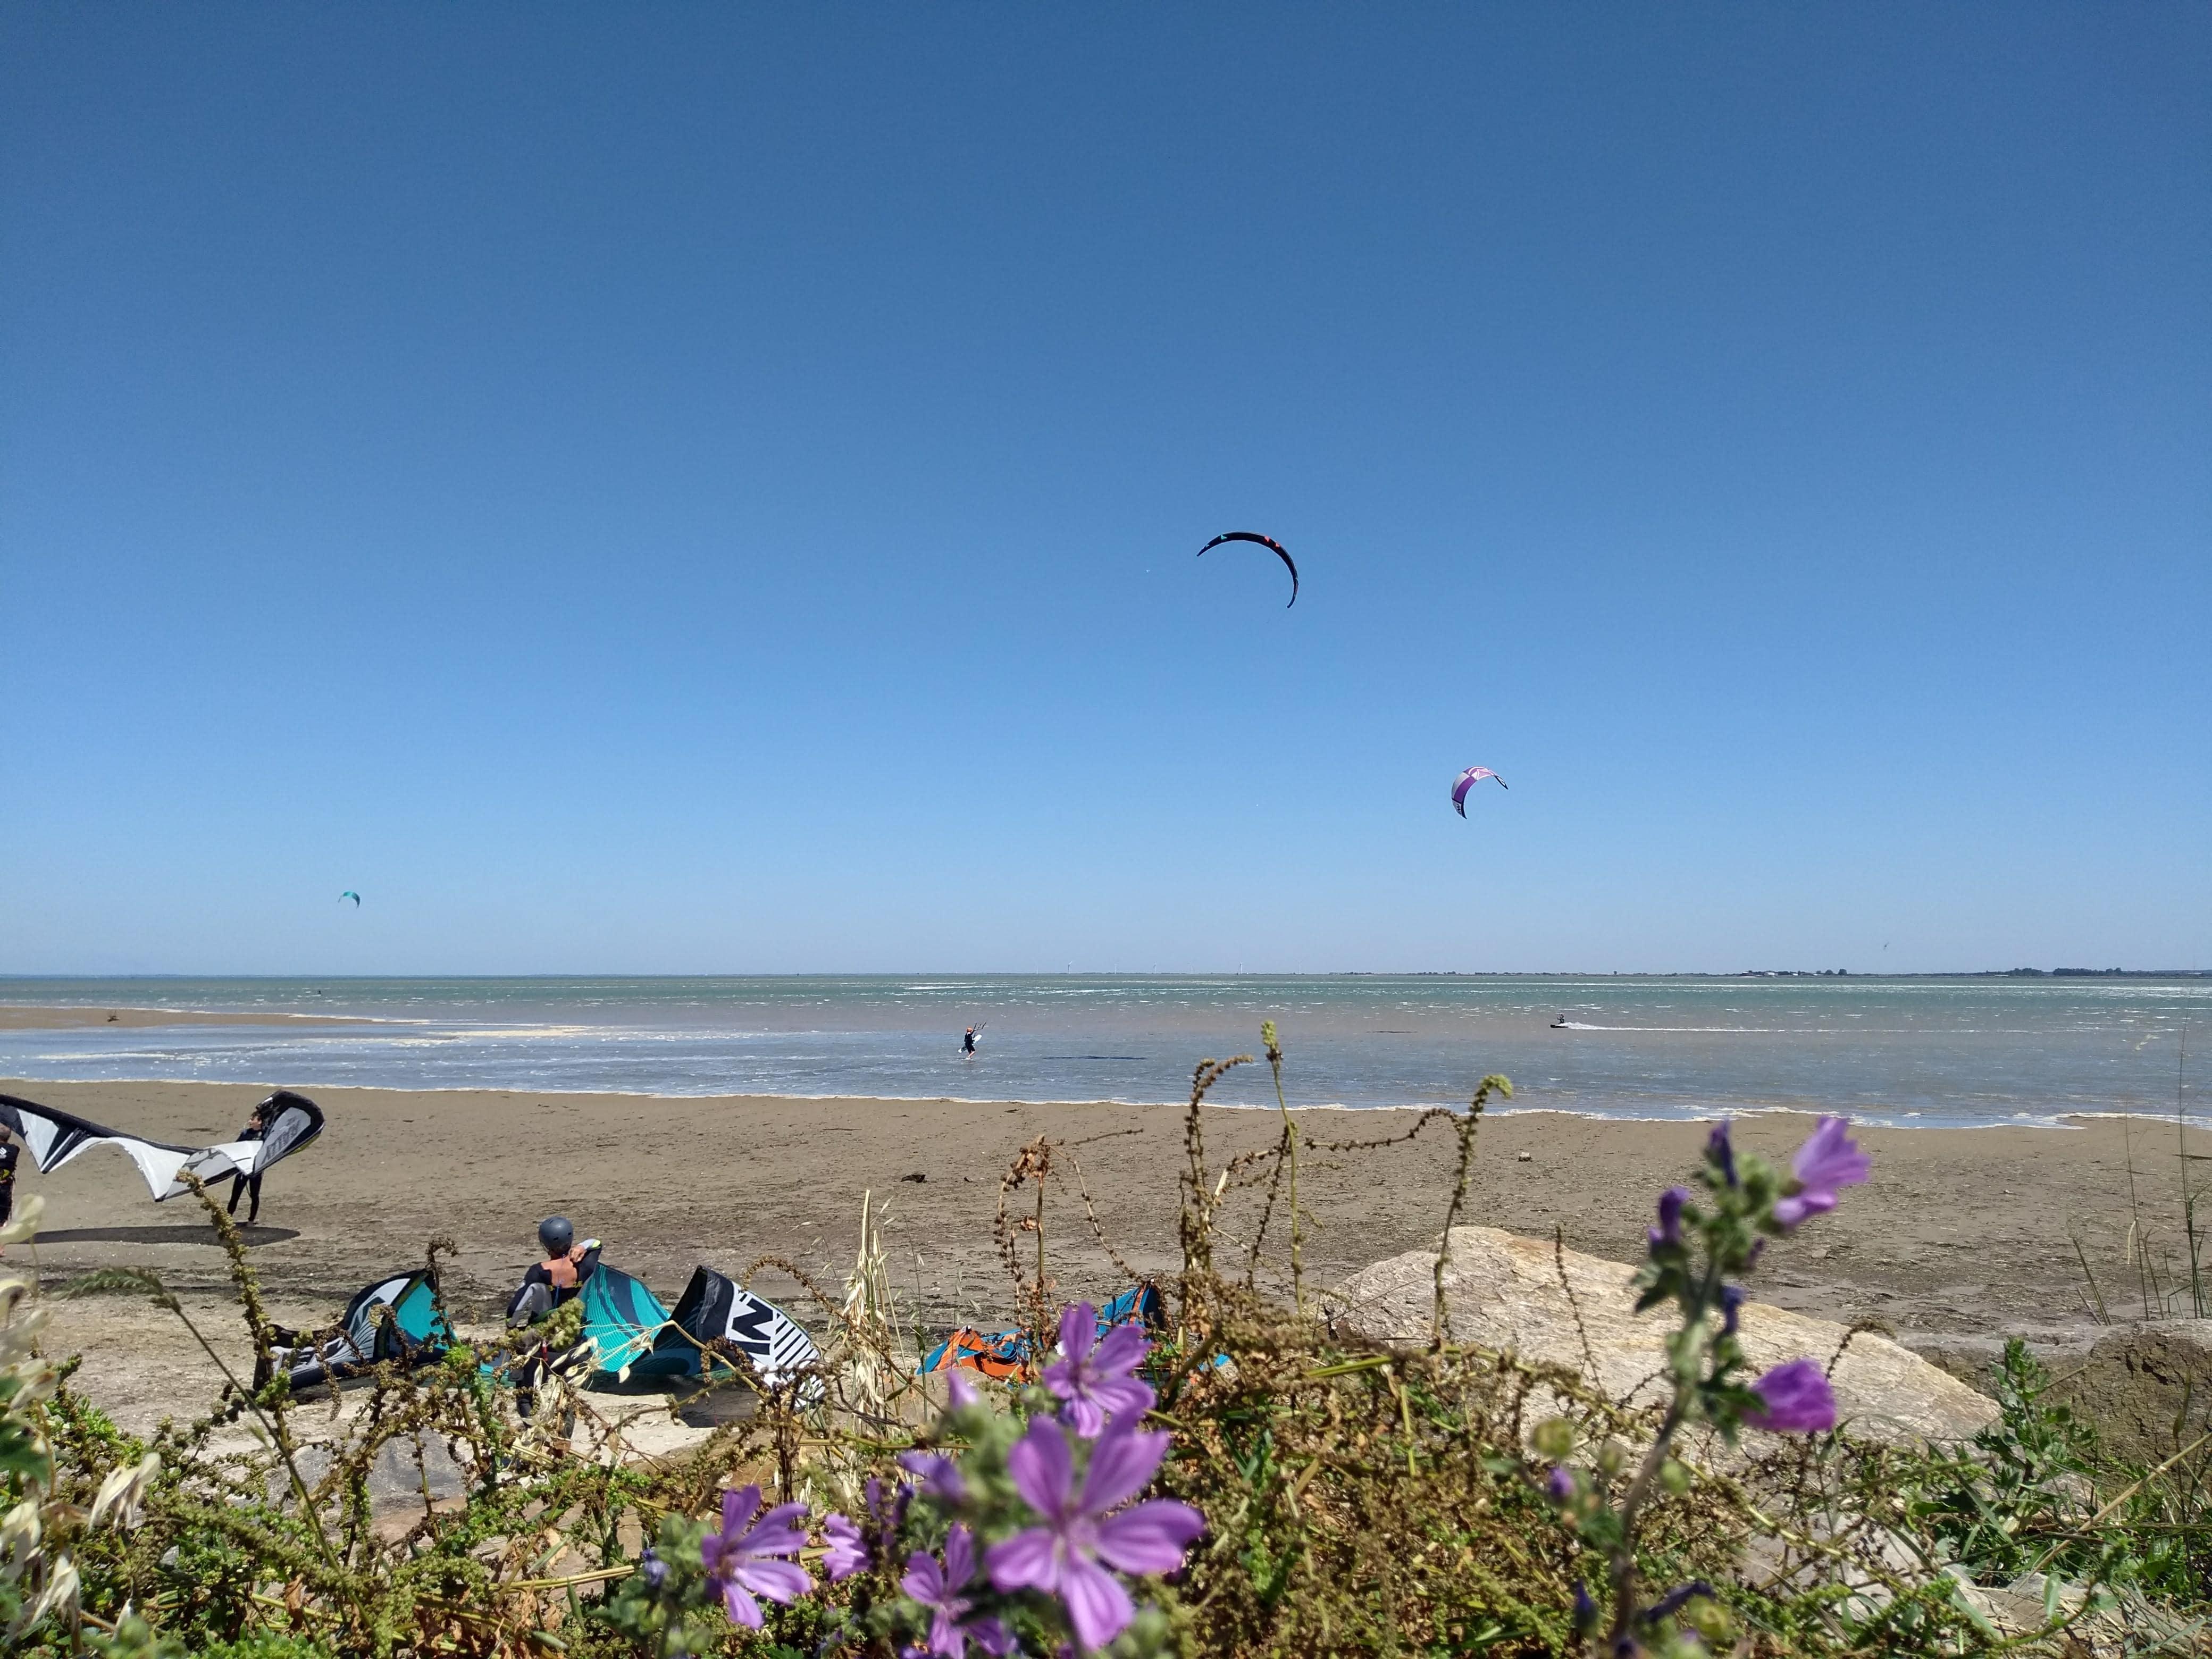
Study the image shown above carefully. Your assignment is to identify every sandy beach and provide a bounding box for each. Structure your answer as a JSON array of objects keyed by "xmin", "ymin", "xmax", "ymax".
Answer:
[{"xmin": 10, "ymin": 1068, "xmax": 2192, "ymax": 1431}]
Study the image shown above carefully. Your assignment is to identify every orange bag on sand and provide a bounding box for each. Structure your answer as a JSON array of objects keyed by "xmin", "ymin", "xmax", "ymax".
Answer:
[{"xmin": 918, "ymin": 1326, "xmax": 1032, "ymax": 1380}]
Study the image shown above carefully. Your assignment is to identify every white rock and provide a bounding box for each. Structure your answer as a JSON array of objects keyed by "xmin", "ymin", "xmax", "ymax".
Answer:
[{"xmin": 1327, "ymin": 1226, "xmax": 1997, "ymax": 1446}]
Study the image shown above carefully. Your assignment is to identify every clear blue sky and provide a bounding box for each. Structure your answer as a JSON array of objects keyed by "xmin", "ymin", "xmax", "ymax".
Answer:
[{"xmin": 2, "ymin": 7, "xmax": 2206, "ymax": 975}]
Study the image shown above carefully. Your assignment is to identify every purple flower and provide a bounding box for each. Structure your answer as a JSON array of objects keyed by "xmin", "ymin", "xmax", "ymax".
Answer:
[
  {"xmin": 638, "ymin": 1547, "xmax": 667, "ymax": 1590},
  {"xmin": 1571, "ymin": 1582, "xmax": 1599, "ymax": 1636},
  {"xmin": 985, "ymin": 1417, "xmax": 1205, "ymax": 1652},
  {"xmin": 946, "ymin": 1370, "xmax": 979, "ymax": 1410},
  {"xmin": 1043, "ymin": 1302, "xmax": 1155, "ymax": 1438},
  {"xmin": 1719, "ymin": 1284, "xmax": 1744, "ymax": 1338},
  {"xmin": 1743, "ymin": 1359, "xmax": 1837, "ymax": 1434},
  {"xmin": 1706, "ymin": 1121, "xmax": 1737, "ymax": 1187},
  {"xmin": 899, "ymin": 1449, "xmax": 968, "ymax": 1505},
  {"xmin": 902, "ymin": 1524, "xmax": 1016, "ymax": 1657},
  {"xmin": 1773, "ymin": 1117, "xmax": 1870, "ymax": 1228},
  {"xmin": 700, "ymin": 1484, "xmax": 812, "ymax": 1628},
  {"xmin": 823, "ymin": 1513, "xmax": 869, "ymax": 1582},
  {"xmin": 1545, "ymin": 1465, "xmax": 1576, "ymax": 1501},
  {"xmin": 1648, "ymin": 1186, "xmax": 1690, "ymax": 1252}
]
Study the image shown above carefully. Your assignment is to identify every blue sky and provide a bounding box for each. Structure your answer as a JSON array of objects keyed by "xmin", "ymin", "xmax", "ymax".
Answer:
[{"xmin": 2, "ymin": 6, "xmax": 2206, "ymax": 975}]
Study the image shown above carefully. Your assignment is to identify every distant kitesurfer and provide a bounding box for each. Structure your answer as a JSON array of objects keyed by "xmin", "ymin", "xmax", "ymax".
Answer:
[
  {"xmin": 225, "ymin": 1098, "xmax": 271, "ymax": 1226},
  {"xmin": 962, "ymin": 1026, "xmax": 979, "ymax": 1057},
  {"xmin": 1550, "ymin": 1015, "xmax": 1568, "ymax": 1029},
  {"xmin": 505, "ymin": 1215, "xmax": 602, "ymax": 1327}
]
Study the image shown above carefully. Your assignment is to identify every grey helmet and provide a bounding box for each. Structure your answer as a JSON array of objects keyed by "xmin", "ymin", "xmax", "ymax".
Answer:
[{"xmin": 538, "ymin": 1215, "xmax": 575, "ymax": 1257}]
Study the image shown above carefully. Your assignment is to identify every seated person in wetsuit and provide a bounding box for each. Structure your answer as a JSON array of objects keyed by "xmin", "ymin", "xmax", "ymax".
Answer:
[{"xmin": 505, "ymin": 1215, "xmax": 602, "ymax": 1327}]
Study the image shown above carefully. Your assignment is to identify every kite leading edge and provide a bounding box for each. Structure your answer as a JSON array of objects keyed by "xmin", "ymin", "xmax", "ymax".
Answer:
[
  {"xmin": 1198, "ymin": 531, "xmax": 1298, "ymax": 607},
  {"xmin": 1452, "ymin": 766, "xmax": 1507, "ymax": 816}
]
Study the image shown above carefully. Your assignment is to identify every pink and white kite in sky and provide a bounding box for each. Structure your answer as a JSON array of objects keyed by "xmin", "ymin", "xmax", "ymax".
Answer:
[{"xmin": 1451, "ymin": 766, "xmax": 1507, "ymax": 816}]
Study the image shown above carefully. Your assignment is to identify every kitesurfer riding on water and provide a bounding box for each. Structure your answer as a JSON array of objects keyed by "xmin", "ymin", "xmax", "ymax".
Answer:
[
  {"xmin": 505, "ymin": 1215, "xmax": 602, "ymax": 1326},
  {"xmin": 962, "ymin": 1026, "xmax": 978, "ymax": 1057}
]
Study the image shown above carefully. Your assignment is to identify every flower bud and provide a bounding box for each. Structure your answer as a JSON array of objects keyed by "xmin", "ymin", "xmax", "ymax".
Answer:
[
  {"xmin": 1530, "ymin": 1418, "xmax": 1575, "ymax": 1460},
  {"xmin": 0, "ymin": 1194, "xmax": 45, "ymax": 1246},
  {"xmin": 1683, "ymin": 1596, "xmax": 1735, "ymax": 1644},
  {"xmin": 1596, "ymin": 1439, "xmax": 1627, "ymax": 1478},
  {"xmin": 1657, "ymin": 1459, "xmax": 1690, "ymax": 1498}
]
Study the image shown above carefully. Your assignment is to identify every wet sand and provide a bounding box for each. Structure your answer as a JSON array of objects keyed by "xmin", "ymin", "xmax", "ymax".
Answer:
[
  {"xmin": 0, "ymin": 1003, "xmax": 371, "ymax": 1029},
  {"xmin": 7, "ymin": 1077, "xmax": 2194, "ymax": 1426}
]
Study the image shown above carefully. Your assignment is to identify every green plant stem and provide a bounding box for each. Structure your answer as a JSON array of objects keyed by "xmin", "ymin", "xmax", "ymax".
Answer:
[
  {"xmin": 1268, "ymin": 1049, "xmax": 1304, "ymax": 1318},
  {"xmin": 1602, "ymin": 1252, "xmax": 1724, "ymax": 1656}
]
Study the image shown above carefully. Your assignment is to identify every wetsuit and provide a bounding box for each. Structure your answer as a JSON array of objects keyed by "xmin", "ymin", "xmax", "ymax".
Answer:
[
  {"xmin": 226, "ymin": 1117, "xmax": 267, "ymax": 1224},
  {"xmin": 505, "ymin": 1238, "xmax": 601, "ymax": 1420},
  {"xmin": 962, "ymin": 1029, "xmax": 977, "ymax": 1055},
  {"xmin": 504, "ymin": 1240, "xmax": 603, "ymax": 1325},
  {"xmin": 0, "ymin": 1140, "xmax": 18, "ymax": 1230}
]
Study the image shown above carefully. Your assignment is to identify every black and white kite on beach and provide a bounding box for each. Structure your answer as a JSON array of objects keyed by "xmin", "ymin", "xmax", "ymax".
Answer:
[
  {"xmin": 666, "ymin": 1266, "xmax": 822, "ymax": 1389},
  {"xmin": 1198, "ymin": 532, "xmax": 1298, "ymax": 607},
  {"xmin": 0, "ymin": 1089, "xmax": 325, "ymax": 1202}
]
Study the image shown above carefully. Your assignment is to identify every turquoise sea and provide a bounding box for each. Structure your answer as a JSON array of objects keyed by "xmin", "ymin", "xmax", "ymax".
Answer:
[{"xmin": 0, "ymin": 975, "xmax": 2203, "ymax": 1128}]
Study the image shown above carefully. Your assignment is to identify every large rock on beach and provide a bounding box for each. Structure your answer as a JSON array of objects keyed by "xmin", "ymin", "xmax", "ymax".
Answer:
[
  {"xmin": 1327, "ymin": 1226, "xmax": 1997, "ymax": 1446},
  {"xmin": 2050, "ymin": 1319, "xmax": 2212, "ymax": 1466}
]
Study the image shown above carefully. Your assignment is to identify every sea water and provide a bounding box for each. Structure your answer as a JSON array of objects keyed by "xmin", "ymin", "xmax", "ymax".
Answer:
[{"xmin": 0, "ymin": 975, "xmax": 2203, "ymax": 1128}]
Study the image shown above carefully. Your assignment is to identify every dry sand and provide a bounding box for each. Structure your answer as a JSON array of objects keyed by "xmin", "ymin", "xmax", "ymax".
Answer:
[{"xmin": 5, "ymin": 1073, "xmax": 2192, "ymax": 1431}]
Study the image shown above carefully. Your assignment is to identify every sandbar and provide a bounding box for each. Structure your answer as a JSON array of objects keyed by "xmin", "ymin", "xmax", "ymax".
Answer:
[{"xmin": 0, "ymin": 1004, "xmax": 373, "ymax": 1030}]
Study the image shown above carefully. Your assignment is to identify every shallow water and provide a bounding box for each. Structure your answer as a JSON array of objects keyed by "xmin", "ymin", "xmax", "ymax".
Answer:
[{"xmin": 0, "ymin": 974, "xmax": 2203, "ymax": 1127}]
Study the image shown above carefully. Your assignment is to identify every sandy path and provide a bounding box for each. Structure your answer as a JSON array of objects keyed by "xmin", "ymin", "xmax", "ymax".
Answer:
[{"xmin": 7, "ymin": 1077, "xmax": 2193, "ymax": 1426}]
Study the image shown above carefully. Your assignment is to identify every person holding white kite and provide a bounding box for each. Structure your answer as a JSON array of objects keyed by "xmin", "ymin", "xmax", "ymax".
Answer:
[{"xmin": 0, "ymin": 1089, "xmax": 324, "ymax": 1214}]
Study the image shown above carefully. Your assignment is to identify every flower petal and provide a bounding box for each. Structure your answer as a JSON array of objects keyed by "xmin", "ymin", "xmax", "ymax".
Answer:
[
  {"xmin": 732, "ymin": 1556, "xmax": 813, "ymax": 1605},
  {"xmin": 1080, "ymin": 1423, "xmax": 1169, "ymax": 1514},
  {"xmin": 1090, "ymin": 1376, "xmax": 1156, "ymax": 1421},
  {"xmin": 985, "ymin": 1524, "xmax": 1061, "ymax": 1594},
  {"xmin": 1008, "ymin": 1415, "xmax": 1075, "ymax": 1519},
  {"xmin": 1091, "ymin": 1321, "xmax": 1150, "ymax": 1375},
  {"xmin": 902, "ymin": 1548, "xmax": 948, "ymax": 1606},
  {"xmin": 1792, "ymin": 1117, "xmax": 1871, "ymax": 1192},
  {"xmin": 899, "ymin": 1449, "xmax": 968, "ymax": 1504},
  {"xmin": 1059, "ymin": 1550, "xmax": 1136, "ymax": 1652},
  {"xmin": 720, "ymin": 1579, "xmax": 763, "ymax": 1628},
  {"xmin": 1058, "ymin": 1301, "xmax": 1095, "ymax": 1362},
  {"xmin": 721, "ymin": 1484, "xmax": 762, "ymax": 1537},
  {"xmin": 823, "ymin": 1514, "xmax": 868, "ymax": 1581},
  {"xmin": 1061, "ymin": 1396, "xmax": 1107, "ymax": 1438},
  {"xmin": 1094, "ymin": 1500, "xmax": 1204, "ymax": 1576},
  {"xmin": 943, "ymin": 1523, "xmax": 976, "ymax": 1587},
  {"xmin": 1744, "ymin": 1358, "xmax": 1838, "ymax": 1434},
  {"xmin": 968, "ymin": 1614, "xmax": 1018, "ymax": 1656},
  {"xmin": 739, "ymin": 1501, "xmax": 811, "ymax": 1556}
]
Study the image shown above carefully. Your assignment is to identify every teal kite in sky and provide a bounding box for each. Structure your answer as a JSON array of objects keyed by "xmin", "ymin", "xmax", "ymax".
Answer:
[{"xmin": 340, "ymin": 891, "xmax": 361, "ymax": 906}]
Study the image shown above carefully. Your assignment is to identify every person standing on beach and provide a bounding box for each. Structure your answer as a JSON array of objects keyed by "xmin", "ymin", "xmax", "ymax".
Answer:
[
  {"xmin": 0, "ymin": 1126, "xmax": 19, "ymax": 1247},
  {"xmin": 225, "ymin": 1098, "xmax": 271, "ymax": 1226}
]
